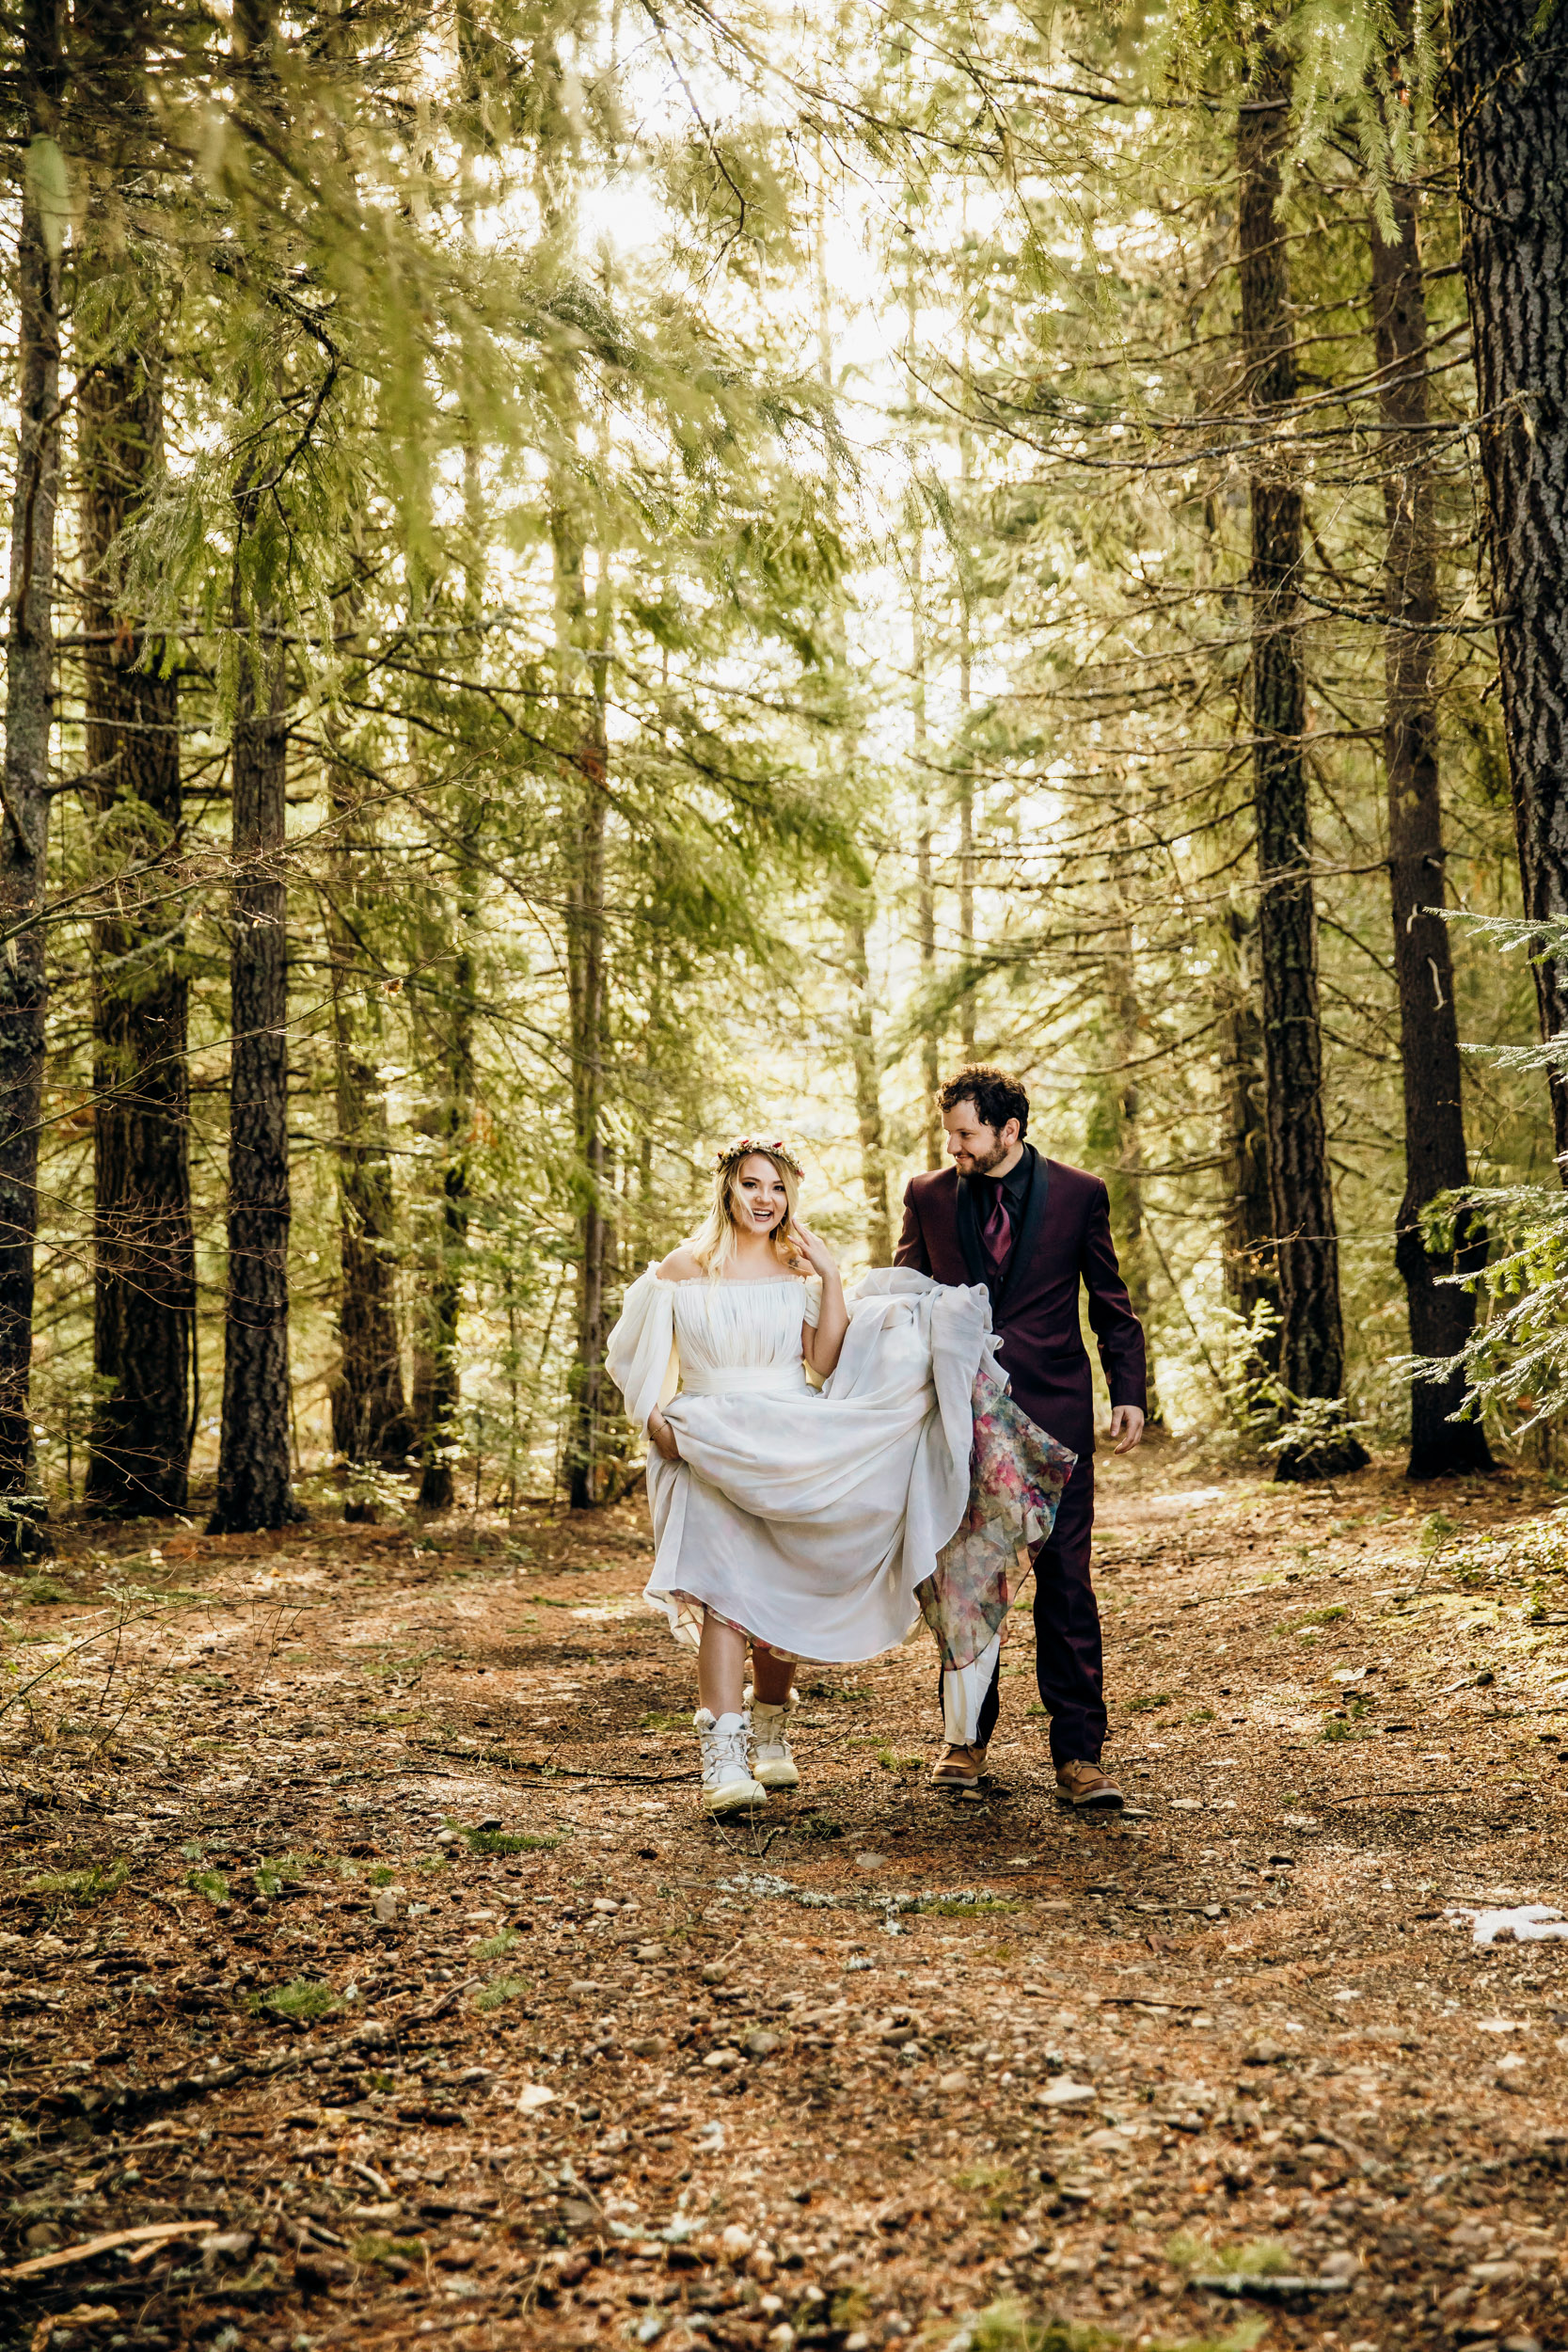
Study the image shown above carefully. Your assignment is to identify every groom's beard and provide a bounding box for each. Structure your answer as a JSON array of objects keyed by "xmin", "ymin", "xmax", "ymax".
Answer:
[{"xmin": 959, "ymin": 1139, "xmax": 1012, "ymax": 1176}]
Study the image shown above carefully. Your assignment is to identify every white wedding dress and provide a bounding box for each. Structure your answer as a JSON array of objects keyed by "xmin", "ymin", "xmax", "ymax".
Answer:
[{"xmin": 605, "ymin": 1264, "xmax": 993, "ymax": 1662}]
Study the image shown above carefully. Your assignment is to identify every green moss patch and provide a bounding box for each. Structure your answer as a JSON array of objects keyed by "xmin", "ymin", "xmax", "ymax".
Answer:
[
  {"xmin": 24, "ymin": 1860, "xmax": 130, "ymax": 1905},
  {"xmin": 252, "ymin": 1978, "xmax": 340, "ymax": 2023},
  {"xmin": 967, "ymin": 2297, "xmax": 1264, "ymax": 2352},
  {"xmin": 1166, "ymin": 2233, "xmax": 1293, "ymax": 2280},
  {"xmin": 441, "ymin": 1817, "xmax": 562, "ymax": 1855}
]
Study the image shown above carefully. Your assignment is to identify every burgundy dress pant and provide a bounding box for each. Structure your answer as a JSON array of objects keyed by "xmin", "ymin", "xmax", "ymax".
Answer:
[{"xmin": 945, "ymin": 1462, "xmax": 1106, "ymax": 1764}]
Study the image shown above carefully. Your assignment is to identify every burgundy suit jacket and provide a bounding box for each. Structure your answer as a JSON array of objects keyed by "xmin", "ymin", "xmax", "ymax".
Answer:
[{"xmin": 894, "ymin": 1146, "xmax": 1147, "ymax": 1464}]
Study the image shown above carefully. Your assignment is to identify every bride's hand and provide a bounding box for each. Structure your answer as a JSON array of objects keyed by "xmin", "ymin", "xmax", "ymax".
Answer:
[
  {"xmin": 791, "ymin": 1221, "xmax": 839, "ymax": 1281},
  {"xmin": 647, "ymin": 1406, "xmax": 682, "ymax": 1465}
]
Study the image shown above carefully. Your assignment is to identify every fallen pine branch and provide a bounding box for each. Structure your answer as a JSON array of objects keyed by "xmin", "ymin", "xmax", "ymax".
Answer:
[
  {"xmin": 1, "ymin": 2217, "xmax": 218, "ymax": 2287},
  {"xmin": 1094, "ymin": 1993, "xmax": 1205, "ymax": 2011}
]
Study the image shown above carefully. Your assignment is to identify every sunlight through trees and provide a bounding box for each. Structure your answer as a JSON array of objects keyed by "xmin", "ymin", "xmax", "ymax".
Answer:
[{"xmin": 1, "ymin": 0, "xmax": 1565, "ymax": 1537}]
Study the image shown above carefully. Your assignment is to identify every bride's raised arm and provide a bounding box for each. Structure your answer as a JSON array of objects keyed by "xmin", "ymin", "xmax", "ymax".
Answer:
[{"xmin": 794, "ymin": 1223, "xmax": 847, "ymax": 1377}]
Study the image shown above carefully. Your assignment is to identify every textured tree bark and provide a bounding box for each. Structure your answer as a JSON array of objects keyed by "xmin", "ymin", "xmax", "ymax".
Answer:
[
  {"xmin": 326, "ymin": 789, "xmax": 408, "ymax": 1504},
  {"xmin": 563, "ymin": 702, "xmax": 606, "ymax": 1513},
  {"xmin": 209, "ymin": 579, "xmax": 297, "ymax": 1533},
  {"xmin": 956, "ymin": 628, "xmax": 976, "ymax": 1059},
  {"xmin": 1101, "ymin": 869, "xmax": 1160, "ymax": 1422},
  {"xmin": 0, "ymin": 0, "xmax": 64, "ymax": 1552},
  {"xmin": 904, "ymin": 274, "xmax": 942, "ymax": 1172},
  {"xmin": 207, "ymin": 0, "xmax": 295, "ymax": 1533},
  {"xmin": 79, "ymin": 241, "xmax": 195, "ymax": 1515},
  {"xmin": 957, "ymin": 316, "xmax": 977, "ymax": 1060},
  {"xmin": 1218, "ymin": 911, "xmax": 1279, "ymax": 1349},
  {"xmin": 552, "ymin": 484, "xmax": 612, "ymax": 1514},
  {"xmin": 1239, "ymin": 38, "xmax": 1366, "ymax": 1480},
  {"xmin": 417, "ymin": 826, "xmax": 476, "ymax": 1514},
  {"xmin": 1452, "ymin": 0, "xmax": 1568, "ymax": 1166},
  {"xmin": 911, "ymin": 527, "xmax": 942, "ymax": 1170},
  {"xmin": 409, "ymin": 1267, "xmax": 436, "ymax": 1450},
  {"xmin": 1370, "ymin": 141, "xmax": 1493, "ymax": 1479},
  {"xmin": 405, "ymin": 435, "xmax": 482, "ymax": 1526}
]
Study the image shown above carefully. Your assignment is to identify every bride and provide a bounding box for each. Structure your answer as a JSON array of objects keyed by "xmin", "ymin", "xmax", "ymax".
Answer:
[{"xmin": 606, "ymin": 1136, "xmax": 991, "ymax": 1814}]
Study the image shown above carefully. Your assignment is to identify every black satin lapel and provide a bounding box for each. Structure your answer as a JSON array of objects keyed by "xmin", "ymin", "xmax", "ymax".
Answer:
[
  {"xmin": 955, "ymin": 1175, "xmax": 987, "ymax": 1288},
  {"xmin": 995, "ymin": 1147, "xmax": 1050, "ymax": 1313}
]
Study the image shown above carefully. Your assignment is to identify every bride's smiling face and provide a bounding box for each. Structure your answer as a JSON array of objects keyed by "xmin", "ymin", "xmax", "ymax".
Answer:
[{"xmin": 732, "ymin": 1155, "xmax": 789, "ymax": 1235}]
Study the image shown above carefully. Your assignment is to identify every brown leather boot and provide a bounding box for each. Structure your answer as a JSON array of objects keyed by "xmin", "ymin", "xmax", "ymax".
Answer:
[
  {"xmin": 931, "ymin": 1741, "xmax": 989, "ymax": 1788},
  {"xmin": 1054, "ymin": 1758, "xmax": 1124, "ymax": 1810}
]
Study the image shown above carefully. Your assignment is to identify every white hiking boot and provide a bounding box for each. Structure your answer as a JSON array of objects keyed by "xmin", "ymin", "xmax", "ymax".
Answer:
[
  {"xmin": 694, "ymin": 1708, "xmax": 766, "ymax": 1815},
  {"xmin": 749, "ymin": 1695, "xmax": 800, "ymax": 1790}
]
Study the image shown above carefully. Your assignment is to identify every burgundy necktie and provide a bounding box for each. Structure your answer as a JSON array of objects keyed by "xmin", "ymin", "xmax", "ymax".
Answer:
[{"xmin": 981, "ymin": 1180, "xmax": 1012, "ymax": 1276}]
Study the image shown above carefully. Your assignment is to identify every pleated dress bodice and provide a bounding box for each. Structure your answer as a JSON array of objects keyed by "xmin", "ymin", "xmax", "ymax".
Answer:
[{"xmin": 669, "ymin": 1276, "xmax": 818, "ymax": 1396}]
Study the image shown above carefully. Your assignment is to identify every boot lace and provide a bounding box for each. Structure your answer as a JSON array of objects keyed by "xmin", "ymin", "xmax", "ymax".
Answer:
[
  {"xmin": 752, "ymin": 1705, "xmax": 793, "ymax": 1759},
  {"xmin": 703, "ymin": 1714, "xmax": 753, "ymax": 1787}
]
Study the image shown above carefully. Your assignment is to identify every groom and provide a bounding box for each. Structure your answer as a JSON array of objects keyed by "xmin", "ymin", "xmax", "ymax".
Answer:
[{"xmin": 895, "ymin": 1064, "xmax": 1147, "ymax": 1806}]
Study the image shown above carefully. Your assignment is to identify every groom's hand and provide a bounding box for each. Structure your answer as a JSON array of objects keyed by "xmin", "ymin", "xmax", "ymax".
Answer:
[{"xmin": 1108, "ymin": 1406, "xmax": 1146, "ymax": 1454}]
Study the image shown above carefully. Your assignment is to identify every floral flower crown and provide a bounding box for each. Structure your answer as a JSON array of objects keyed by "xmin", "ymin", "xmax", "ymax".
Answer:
[{"xmin": 714, "ymin": 1134, "xmax": 803, "ymax": 1178}]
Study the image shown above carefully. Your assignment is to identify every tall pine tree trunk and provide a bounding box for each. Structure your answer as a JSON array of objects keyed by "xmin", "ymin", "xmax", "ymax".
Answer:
[
  {"xmin": 415, "ymin": 445, "xmax": 484, "ymax": 1515},
  {"xmin": 1219, "ymin": 908, "xmax": 1278, "ymax": 1341},
  {"xmin": 904, "ymin": 261, "xmax": 942, "ymax": 1168},
  {"xmin": 1370, "ymin": 118, "xmax": 1492, "ymax": 1478},
  {"xmin": 563, "ymin": 645, "xmax": 608, "ymax": 1512},
  {"xmin": 911, "ymin": 525, "xmax": 941, "ymax": 1168},
  {"xmin": 956, "ymin": 298, "xmax": 976, "ymax": 1058},
  {"xmin": 1452, "ymin": 0, "xmax": 1568, "ymax": 1168},
  {"xmin": 329, "ymin": 930, "xmax": 406, "ymax": 1487},
  {"xmin": 80, "ymin": 285, "xmax": 194, "ymax": 1516},
  {"xmin": 210, "ymin": 536, "xmax": 296, "ymax": 1532},
  {"xmin": 814, "ymin": 169, "xmax": 891, "ymax": 1248},
  {"xmin": 416, "ymin": 828, "xmax": 475, "ymax": 1513},
  {"xmin": 326, "ymin": 772, "xmax": 408, "ymax": 1502},
  {"xmin": 208, "ymin": 0, "xmax": 295, "ymax": 1532},
  {"xmin": 1102, "ymin": 858, "xmax": 1159, "ymax": 1421},
  {"xmin": 0, "ymin": 0, "xmax": 63, "ymax": 1554},
  {"xmin": 549, "ymin": 455, "xmax": 613, "ymax": 1514},
  {"xmin": 956, "ymin": 581, "xmax": 976, "ymax": 1058},
  {"xmin": 1239, "ymin": 37, "xmax": 1366, "ymax": 1480}
]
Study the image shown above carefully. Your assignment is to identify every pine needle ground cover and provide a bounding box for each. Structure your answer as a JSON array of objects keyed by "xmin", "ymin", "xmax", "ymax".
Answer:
[{"xmin": 4, "ymin": 1454, "xmax": 1568, "ymax": 2347}]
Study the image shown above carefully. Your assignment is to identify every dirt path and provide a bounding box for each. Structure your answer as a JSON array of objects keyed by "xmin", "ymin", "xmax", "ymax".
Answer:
[{"xmin": 6, "ymin": 1446, "xmax": 1568, "ymax": 2352}]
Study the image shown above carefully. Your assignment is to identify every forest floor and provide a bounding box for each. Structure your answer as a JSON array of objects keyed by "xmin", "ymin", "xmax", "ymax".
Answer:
[{"xmin": 6, "ymin": 1440, "xmax": 1568, "ymax": 2352}]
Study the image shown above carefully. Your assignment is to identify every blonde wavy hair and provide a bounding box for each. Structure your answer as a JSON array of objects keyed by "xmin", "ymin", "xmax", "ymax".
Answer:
[{"xmin": 689, "ymin": 1139, "xmax": 807, "ymax": 1280}]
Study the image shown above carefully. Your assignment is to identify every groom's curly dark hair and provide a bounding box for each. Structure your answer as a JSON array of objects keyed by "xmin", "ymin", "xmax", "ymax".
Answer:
[{"xmin": 939, "ymin": 1063, "xmax": 1029, "ymax": 1139}]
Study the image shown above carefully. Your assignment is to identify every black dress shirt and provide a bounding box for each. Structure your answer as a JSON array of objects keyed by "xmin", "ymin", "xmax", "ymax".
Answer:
[{"xmin": 972, "ymin": 1145, "xmax": 1035, "ymax": 1281}]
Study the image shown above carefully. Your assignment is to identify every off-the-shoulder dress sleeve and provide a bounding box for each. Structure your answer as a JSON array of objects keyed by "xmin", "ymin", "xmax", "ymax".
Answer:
[
  {"xmin": 606, "ymin": 1266, "xmax": 678, "ymax": 1429},
  {"xmin": 801, "ymin": 1275, "xmax": 823, "ymax": 1329}
]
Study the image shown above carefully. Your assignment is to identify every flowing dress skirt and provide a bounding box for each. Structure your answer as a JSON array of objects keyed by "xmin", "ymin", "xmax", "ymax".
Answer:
[{"xmin": 607, "ymin": 1268, "xmax": 994, "ymax": 1665}]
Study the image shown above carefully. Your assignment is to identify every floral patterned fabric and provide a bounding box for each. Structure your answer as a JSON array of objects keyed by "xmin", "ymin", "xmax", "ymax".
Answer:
[{"xmin": 916, "ymin": 1361, "xmax": 1077, "ymax": 1674}]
